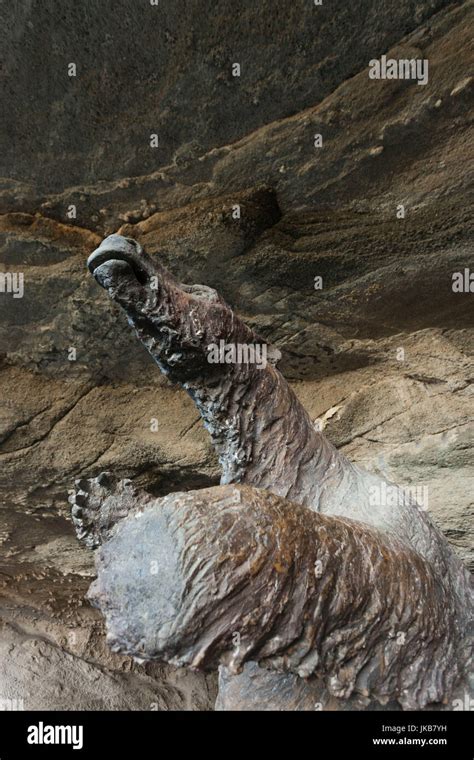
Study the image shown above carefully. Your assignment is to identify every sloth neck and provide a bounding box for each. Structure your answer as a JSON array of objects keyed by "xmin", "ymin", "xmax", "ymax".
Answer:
[{"xmin": 183, "ymin": 361, "xmax": 340, "ymax": 509}]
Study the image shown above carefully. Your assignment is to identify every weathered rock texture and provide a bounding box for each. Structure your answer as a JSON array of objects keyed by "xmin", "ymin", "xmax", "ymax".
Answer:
[
  {"xmin": 1, "ymin": 0, "xmax": 454, "ymax": 195},
  {"xmin": 0, "ymin": 0, "xmax": 473, "ymax": 710}
]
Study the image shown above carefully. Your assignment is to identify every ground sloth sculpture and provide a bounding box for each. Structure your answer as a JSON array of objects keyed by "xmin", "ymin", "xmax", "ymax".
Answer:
[{"xmin": 70, "ymin": 233, "xmax": 473, "ymax": 711}]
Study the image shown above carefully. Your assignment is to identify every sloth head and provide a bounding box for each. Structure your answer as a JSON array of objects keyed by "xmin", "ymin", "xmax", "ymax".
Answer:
[{"xmin": 88, "ymin": 234, "xmax": 278, "ymax": 382}]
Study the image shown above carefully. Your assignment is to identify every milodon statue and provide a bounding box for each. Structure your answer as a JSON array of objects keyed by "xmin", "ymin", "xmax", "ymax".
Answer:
[{"xmin": 70, "ymin": 233, "xmax": 473, "ymax": 711}]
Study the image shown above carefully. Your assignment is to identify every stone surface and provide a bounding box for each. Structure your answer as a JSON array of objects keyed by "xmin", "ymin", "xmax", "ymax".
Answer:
[
  {"xmin": 1, "ymin": 0, "xmax": 451, "ymax": 194},
  {"xmin": 0, "ymin": 624, "xmax": 213, "ymax": 711}
]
